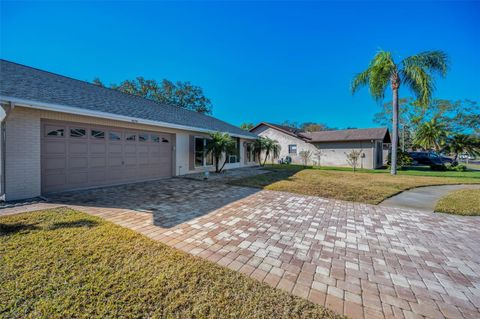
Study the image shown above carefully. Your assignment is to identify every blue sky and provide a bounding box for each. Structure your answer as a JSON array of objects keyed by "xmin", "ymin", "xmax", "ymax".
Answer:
[{"xmin": 1, "ymin": 1, "xmax": 479, "ymax": 129}]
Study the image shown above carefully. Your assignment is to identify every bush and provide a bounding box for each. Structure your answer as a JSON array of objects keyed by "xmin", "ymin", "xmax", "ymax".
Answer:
[
  {"xmin": 447, "ymin": 164, "xmax": 467, "ymax": 172},
  {"xmin": 387, "ymin": 149, "xmax": 413, "ymax": 169}
]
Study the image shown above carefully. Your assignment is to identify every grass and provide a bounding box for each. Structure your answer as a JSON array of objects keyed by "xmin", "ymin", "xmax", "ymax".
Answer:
[
  {"xmin": 231, "ymin": 165, "xmax": 480, "ymax": 204},
  {"xmin": 0, "ymin": 208, "xmax": 342, "ymax": 319},
  {"xmin": 434, "ymin": 189, "xmax": 480, "ymax": 216}
]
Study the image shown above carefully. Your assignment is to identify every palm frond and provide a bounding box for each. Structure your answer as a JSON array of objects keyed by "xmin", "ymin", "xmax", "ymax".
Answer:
[
  {"xmin": 401, "ymin": 66, "xmax": 434, "ymax": 106},
  {"xmin": 351, "ymin": 50, "xmax": 396, "ymax": 100},
  {"xmin": 401, "ymin": 51, "xmax": 449, "ymax": 77}
]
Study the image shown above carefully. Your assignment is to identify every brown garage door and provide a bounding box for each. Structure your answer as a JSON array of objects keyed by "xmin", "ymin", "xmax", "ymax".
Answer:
[{"xmin": 41, "ymin": 120, "xmax": 173, "ymax": 193}]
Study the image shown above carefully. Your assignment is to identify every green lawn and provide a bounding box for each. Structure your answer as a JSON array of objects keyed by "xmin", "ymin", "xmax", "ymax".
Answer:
[
  {"xmin": 435, "ymin": 189, "xmax": 480, "ymax": 216},
  {"xmin": 231, "ymin": 165, "xmax": 480, "ymax": 204},
  {"xmin": 0, "ymin": 208, "xmax": 342, "ymax": 319}
]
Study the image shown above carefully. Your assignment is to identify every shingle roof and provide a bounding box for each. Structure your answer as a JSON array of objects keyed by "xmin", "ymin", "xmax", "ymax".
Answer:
[
  {"xmin": 0, "ymin": 59, "xmax": 256, "ymax": 138},
  {"xmin": 301, "ymin": 127, "xmax": 391, "ymax": 143}
]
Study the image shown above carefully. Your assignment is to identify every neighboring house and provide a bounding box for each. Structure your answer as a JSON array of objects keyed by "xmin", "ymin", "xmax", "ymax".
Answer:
[
  {"xmin": 0, "ymin": 60, "xmax": 258, "ymax": 201},
  {"xmin": 250, "ymin": 122, "xmax": 391, "ymax": 169},
  {"xmin": 250, "ymin": 123, "xmax": 318, "ymax": 164}
]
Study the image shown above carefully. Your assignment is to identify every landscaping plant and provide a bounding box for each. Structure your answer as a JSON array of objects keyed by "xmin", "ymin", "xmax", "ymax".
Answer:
[
  {"xmin": 206, "ymin": 131, "xmax": 236, "ymax": 173},
  {"xmin": 299, "ymin": 150, "xmax": 313, "ymax": 167},
  {"xmin": 345, "ymin": 150, "xmax": 362, "ymax": 173}
]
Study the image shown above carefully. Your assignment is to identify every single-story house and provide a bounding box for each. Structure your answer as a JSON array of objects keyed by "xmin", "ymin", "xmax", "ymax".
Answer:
[
  {"xmin": 0, "ymin": 60, "xmax": 258, "ymax": 201},
  {"xmin": 250, "ymin": 122, "xmax": 391, "ymax": 169}
]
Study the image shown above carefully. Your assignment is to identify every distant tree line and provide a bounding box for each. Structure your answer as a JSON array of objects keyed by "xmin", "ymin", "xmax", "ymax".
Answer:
[{"xmin": 92, "ymin": 77, "xmax": 212, "ymax": 114}]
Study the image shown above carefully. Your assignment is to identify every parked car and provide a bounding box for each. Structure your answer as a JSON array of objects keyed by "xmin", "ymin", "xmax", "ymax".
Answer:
[{"xmin": 408, "ymin": 152, "xmax": 450, "ymax": 166}]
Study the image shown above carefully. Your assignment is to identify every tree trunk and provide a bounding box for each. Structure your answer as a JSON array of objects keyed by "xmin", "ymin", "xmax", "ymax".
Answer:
[
  {"xmin": 391, "ymin": 87, "xmax": 399, "ymax": 175},
  {"xmin": 219, "ymin": 157, "xmax": 228, "ymax": 173},
  {"xmin": 262, "ymin": 151, "xmax": 269, "ymax": 166}
]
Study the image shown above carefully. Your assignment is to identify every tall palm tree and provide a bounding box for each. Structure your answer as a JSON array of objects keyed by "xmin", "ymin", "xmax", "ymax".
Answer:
[
  {"xmin": 206, "ymin": 132, "xmax": 235, "ymax": 173},
  {"xmin": 351, "ymin": 50, "xmax": 448, "ymax": 174},
  {"xmin": 413, "ymin": 118, "xmax": 447, "ymax": 152},
  {"xmin": 443, "ymin": 134, "xmax": 480, "ymax": 163}
]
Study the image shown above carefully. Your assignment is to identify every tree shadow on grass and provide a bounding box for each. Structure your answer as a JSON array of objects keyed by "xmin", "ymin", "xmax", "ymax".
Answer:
[
  {"xmin": 229, "ymin": 166, "xmax": 306, "ymax": 189},
  {"xmin": 49, "ymin": 219, "xmax": 99, "ymax": 230},
  {"xmin": 0, "ymin": 222, "xmax": 39, "ymax": 236}
]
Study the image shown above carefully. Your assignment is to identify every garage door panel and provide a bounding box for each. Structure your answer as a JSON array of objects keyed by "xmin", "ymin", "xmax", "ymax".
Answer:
[
  {"xmin": 69, "ymin": 142, "xmax": 88, "ymax": 154},
  {"xmin": 67, "ymin": 172, "xmax": 89, "ymax": 185},
  {"xmin": 44, "ymin": 141, "xmax": 66, "ymax": 155},
  {"xmin": 43, "ymin": 157, "xmax": 66, "ymax": 170},
  {"xmin": 68, "ymin": 157, "xmax": 88, "ymax": 169},
  {"xmin": 124, "ymin": 156, "xmax": 137, "ymax": 166},
  {"xmin": 90, "ymin": 157, "xmax": 106, "ymax": 168},
  {"xmin": 108, "ymin": 157, "xmax": 123, "ymax": 167},
  {"xmin": 42, "ymin": 121, "xmax": 173, "ymax": 193},
  {"xmin": 90, "ymin": 143, "xmax": 106, "ymax": 154},
  {"xmin": 89, "ymin": 169, "xmax": 107, "ymax": 183}
]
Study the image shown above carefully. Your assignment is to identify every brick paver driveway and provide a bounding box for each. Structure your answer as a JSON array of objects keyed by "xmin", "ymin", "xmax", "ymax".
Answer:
[{"xmin": 5, "ymin": 178, "xmax": 480, "ymax": 319}]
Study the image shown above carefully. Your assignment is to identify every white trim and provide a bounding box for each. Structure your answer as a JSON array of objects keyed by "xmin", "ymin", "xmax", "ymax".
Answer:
[{"xmin": 0, "ymin": 95, "xmax": 257, "ymax": 140}]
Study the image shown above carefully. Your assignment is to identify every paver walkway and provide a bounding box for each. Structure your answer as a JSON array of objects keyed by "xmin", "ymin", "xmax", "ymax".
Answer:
[
  {"xmin": 2, "ymin": 178, "xmax": 480, "ymax": 319},
  {"xmin": 380, "ymin": 184, "xmax": 480, "ymax": 212}
]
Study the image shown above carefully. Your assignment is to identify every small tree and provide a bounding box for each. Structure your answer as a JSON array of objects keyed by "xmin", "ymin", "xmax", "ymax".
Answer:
[
  {"xmin": 345, "ymin": 150, "xmax": 362, "ymax": 173},
  {"xmin": 206, "ymin": 132, "xmax": 235, "ymax": 173},
  {"xmin": 314, "ymin": 150, "xmax": 324, "ymax": 166},
  {"xmin": 299, "ymin": 150, "xmax": 312, "ymax": 167}
]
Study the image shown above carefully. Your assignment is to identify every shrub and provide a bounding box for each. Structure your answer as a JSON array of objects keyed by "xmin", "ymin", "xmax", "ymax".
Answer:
[
  {"xmin": 387, "ymin": 149, "xmax": 413, "ymax": 169},
  {"xmin": 447, "ymin": 164, "xmax": 467, "ymax": 172}
]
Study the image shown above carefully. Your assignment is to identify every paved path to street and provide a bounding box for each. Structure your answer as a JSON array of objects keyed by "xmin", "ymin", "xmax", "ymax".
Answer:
[{"xmin": 380, "ymin": 184, "xmax": 480, "ymax": 212}]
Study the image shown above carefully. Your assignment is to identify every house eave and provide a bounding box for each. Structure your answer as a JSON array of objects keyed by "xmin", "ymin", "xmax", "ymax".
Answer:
[{"xmin": 0, "ymin": 95, "xmax": 257, "ymax": 139}]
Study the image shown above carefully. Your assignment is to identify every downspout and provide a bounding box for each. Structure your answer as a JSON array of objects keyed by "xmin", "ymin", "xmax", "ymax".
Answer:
[{"xmin": 1, "ymin": 102, "xmax": 14, "ymax": 201}]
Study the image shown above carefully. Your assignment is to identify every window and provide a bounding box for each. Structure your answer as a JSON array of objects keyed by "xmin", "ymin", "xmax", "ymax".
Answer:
[
  {"xmin": 288, "ymin": 144, "xmax": 297, "ymax": 155},
  {"xmin": 195, "ymin": 137, "xmax": 213, "ymax": 167},
  {"xmin": 226, "ymin": 137, "xmax": 240, "ymax": 163},
  {"xmin": 139, "ymin": 133, "xmax": 149, "ymax": 142},
  {"xmin": 151, "ymin": 134, "xmax": 160, "ymax": 143},
  {"xmin": 162, "ymin": 138, "xmax": 169, "ymax": 143},
  {"xmin": 126, "ymin": 133, "xmax": 136, "ymax": 141},
  {"xmin": 46, "ymin": 127, "xmax": 64, "ymax": 137},
  {"xmin": 109, "ymin": 132, "xmax": 121, "ymax": 141},
  {"xmin": 91, "ymin": 130, "xmax": 105, "ymax": 139},
  {"xmin": 70, "ymin": 128, "xmax": 86, "ymax": 138},
  {"xmin": 246, "ymin": 143, "xmax": 252, "ymax": 162}
]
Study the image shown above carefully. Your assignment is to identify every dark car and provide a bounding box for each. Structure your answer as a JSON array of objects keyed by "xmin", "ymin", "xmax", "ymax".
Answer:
[{"xmin": 408, "ymin": 152, "xmax": 450, "ymax": 169}]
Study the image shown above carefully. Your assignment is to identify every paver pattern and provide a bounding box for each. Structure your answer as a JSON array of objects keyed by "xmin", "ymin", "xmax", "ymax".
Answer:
[{"xmin": 2, "ymin": 178, "xmax": 480, "ymax": 319}]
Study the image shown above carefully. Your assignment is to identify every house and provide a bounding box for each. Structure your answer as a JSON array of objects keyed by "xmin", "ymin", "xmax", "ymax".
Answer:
[
  {"xmin": 0, "ymin": 60, "xmax": 258, "ymax": 201},
  {"xmin": 250, "ymin": 122, "xmax": 391, "ymax": 169}
]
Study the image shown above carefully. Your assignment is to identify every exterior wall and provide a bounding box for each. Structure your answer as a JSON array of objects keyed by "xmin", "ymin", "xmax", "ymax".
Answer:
[
  {"xmin": 251, "ymin": 126, "xmax": 318, "ymax": 164},
  {"xmin": 3, "ymin": 107, "xmax": 256, "ymax": 200},
  {"xmin": 312, "ymin": 140, "xmax": 377, "ymax": 169},
  {"xmin": 5, "ymin": 107, "xmax": 41, "ymax": 200}
]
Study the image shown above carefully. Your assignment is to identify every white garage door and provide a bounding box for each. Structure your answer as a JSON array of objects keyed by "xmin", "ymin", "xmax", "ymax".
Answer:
[{"xmin": 41, "ymin": 120, "xmax": 173, "ymax": 193}]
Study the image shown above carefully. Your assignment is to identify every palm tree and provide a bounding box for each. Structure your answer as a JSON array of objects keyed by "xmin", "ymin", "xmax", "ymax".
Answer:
[
  {"xmin": 206, "ymin": 132, "xmax": 235, "ymax": 173},
  {"xmin": 270, "ymin": 142, "xmax": 281, "ymax": 165},
  {"xmin": 263, "ymin": 138, "xmax": 281, "ymax": 166},
  {"xmin": 413, "ymin": 118, "xmax": 447, "ymax": 152},
  {"xmin": 352, "ymin": 50, "xmax": 448, "ymax": 174},
  {"xmin": 253, "ymin": 137, "xmax": 281, "ymax": 166},
  {"xmin": 443, "ymin": 134, "xmax": 480, "ymax": 163}
]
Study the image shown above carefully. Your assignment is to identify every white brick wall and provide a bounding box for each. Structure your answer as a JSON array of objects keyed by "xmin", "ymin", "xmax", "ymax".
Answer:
[{"xmin": 5, "ymin": 108, "xmax": 41, "ymax": 200}]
